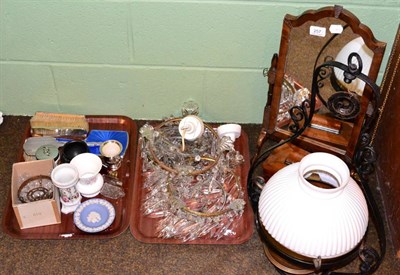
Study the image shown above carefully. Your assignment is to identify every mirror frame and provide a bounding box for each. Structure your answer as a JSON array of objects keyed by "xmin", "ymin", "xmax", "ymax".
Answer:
[{"xmin": 259, "ymin": 5, "xmax": 386, "ymax": 162}]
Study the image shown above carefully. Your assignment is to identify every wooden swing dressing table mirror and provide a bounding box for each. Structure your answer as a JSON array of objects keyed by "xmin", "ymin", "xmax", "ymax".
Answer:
[{"xmin": 256, "ymin": 5, "xmax": 386, "ymax": 177}]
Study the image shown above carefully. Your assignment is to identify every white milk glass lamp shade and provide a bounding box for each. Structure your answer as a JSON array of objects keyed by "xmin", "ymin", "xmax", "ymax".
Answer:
[{"xmin": 258, "ymin": 152, "xmax": 369, "ymax": 259}]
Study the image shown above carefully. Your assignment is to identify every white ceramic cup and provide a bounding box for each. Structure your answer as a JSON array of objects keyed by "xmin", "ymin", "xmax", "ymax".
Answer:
[{"xmin": 70, "ymin": 153, "xmax": 102, "ymax": 185}]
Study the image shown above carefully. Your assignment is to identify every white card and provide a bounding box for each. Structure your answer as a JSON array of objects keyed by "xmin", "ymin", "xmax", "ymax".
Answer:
[
  {"xmin": 310, "ymin": 26, "xmax": 326, "ymax": 37},
  {"xmin": 330, "ymin": 24, "xmax": 344, "ymax": 34}
]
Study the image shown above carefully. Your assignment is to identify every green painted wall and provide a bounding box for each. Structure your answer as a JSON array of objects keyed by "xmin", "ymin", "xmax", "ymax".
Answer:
[{"xmin": 1, "ymin": 0, "xmax": 399, "ymax": 123}]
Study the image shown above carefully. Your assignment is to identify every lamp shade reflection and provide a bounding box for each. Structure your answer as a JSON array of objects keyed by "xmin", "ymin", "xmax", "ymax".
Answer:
[{"xmin": 334, "ymin": 37, "xmax": 373, "ymax": 95}]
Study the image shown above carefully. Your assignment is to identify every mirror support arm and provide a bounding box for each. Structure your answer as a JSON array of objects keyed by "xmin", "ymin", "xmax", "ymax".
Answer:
[{"xmin": 254, "ymin": 54, "xmax": 279, "ymax": 164}]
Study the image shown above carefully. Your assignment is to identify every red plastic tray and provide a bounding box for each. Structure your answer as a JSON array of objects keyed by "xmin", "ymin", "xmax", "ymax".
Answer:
[
  {"xmin": 130, "ymin": 129, "xmax": 254, "ymax": 244},
  {"xmin": 2, "ymin": 115, "xmax": 138, "ymax": 239}
]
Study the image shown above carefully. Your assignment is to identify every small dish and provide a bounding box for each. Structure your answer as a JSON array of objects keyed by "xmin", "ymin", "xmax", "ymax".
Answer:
[
  {"xmin": 86, "ymin": 130, "xmax": 129, "ymax": 156},
  {"xmin": 17, "ymin": 175, "xmax": 54, "ymax": 203},
  {"xmin": 73, "ymin": 198, "xmax": 115, "ymax": 233}
]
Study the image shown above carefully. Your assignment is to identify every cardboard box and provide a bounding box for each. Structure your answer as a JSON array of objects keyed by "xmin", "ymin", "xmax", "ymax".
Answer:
[{"xmin": 11, "ymin": 159, "xmax": 61, "ymax": 229}]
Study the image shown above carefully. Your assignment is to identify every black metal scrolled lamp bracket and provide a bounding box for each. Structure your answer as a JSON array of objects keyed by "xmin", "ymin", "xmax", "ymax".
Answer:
[
  {"xmin": 248, "ymin": 52, "xmax": 386, "ymax": 274},
  {"xmin": 314, "ymin": 53, "xmax": 386, "ymax": 274}
]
